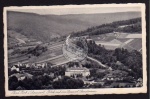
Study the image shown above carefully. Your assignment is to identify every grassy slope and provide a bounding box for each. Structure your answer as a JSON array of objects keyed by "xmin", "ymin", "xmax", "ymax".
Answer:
[
  {"xmin": 7, "ymin": 11, "xmax": 142, "ymax": 64},
  {"xmin": 7, "ymin": 11, "xmax": 92, "ymax": 42}
]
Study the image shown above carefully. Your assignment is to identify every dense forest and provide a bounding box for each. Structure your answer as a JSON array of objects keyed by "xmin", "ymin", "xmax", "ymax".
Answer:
[
  {"xmin": 72, "ymin": 17, "xmax": 141, "ymax": 37},
  {"xmin": 86, "ymin": 40, "xmax": 142, "ymax": 79}
]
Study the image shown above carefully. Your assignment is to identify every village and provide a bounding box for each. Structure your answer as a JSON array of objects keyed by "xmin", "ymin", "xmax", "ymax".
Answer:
[
  {"xmin": 8, "ymin": 60, "xmax": 143, "ymax": 89},
  {"xmin": 8, "ymin": 31, "xmax": 143, "ymax": 90}
]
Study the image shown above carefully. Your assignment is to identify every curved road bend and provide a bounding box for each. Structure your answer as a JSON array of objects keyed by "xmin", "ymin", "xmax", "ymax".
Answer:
[{"xmin": 87, "ymin": 56, "xmax": 107, "ymax": 68}]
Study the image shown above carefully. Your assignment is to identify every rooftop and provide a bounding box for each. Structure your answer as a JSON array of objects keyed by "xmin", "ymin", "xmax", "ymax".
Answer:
[{"xmin": 66, "ymin": 67, "xmax": 89, "ymax": 72}]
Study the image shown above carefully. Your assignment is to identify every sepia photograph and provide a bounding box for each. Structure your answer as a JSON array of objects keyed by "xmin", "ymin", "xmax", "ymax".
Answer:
[{"xmin": 4, "ymin": 4, "xmax": 147, "ymax": 96}]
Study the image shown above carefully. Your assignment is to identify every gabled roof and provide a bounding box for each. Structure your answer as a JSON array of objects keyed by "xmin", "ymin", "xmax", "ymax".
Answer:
[
  {"xmin": 137, "ymin": 78, "xmax": 143, "ymax": 82},
  {"xmin": 116, "ymin": 61, "xmax": 123, "ymax": 66},
  {"xmin": 12, "ymin": 65, "xmax": 19, "ymax": 68},
  {"xmin": 66, "ymin": 67, "xmax": 89, "ymax": 72}
]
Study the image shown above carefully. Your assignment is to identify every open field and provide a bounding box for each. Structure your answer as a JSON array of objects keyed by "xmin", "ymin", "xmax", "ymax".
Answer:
[
  {"xmin": 95, "ymin": 42, "xmax": 120, "ymax": 46},
  {"xmin": 91, "ymin": 33, "xmax": 142, "ymax": 51},
  {"xmin": 127, "ymin": 38, "xmax": 142, "ymax": 51},
  {"xmin": 8, "ymin": 32, "xmax": 142, "ymax": 65},
  {"xmin": 33, "ymin": 49, "xmax": 63, "ymax": 63},
  {"xmin": 40, "ymin": 55, "xmax": 68, "ymax": 65},
  {"xmin": 8, "ymin": 41, "xmax": 63, "ymax": 64},
  {"xmin": 124, "ymin": 39, "xmax": 134, "ymax": 44},
  {"xmin": 116, "ymin": 33, "xmax": 129, "ymax": 38},
  {"xmin": 126, "ymin": 34, "xmax": 142, "ymax": 38},
  {"xmin": 8, "ymin": 55, "xmax": 29, "ymax": 64}
]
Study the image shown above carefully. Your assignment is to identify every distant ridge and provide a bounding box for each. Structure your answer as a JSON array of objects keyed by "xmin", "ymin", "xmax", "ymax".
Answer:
[
  {"xmin": 7, "ymin": 11, "xmax": 141, "ymax": 42},
  {"xmin": 59, "ymin": 11, "xmax": 140, "ymax": 16},
  {"xmin": 59, "ymin": 11, "xmax": 141, "ymax": 26}
]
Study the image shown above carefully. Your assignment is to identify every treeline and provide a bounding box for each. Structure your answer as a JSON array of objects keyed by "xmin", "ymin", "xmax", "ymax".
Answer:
[
  {"xmin": 25, "ymin": 45, "xmax": 47, "ymax": 56},
  {"xmin": 86, "ymin": 40, "xmax": 142, "ymax": 79},
  {"xmin": 9, "ymin": 75, "xmax": 53, "ymax": 90},
  {"xmin": 11, "ymin": 45, "xmax": 48, "ymax": 57},
  {"xmin": 9, "ymin": 75, "xmax": 84, "ymax": 90},
  {"xmin": 72, "ymin": 18, "xmax": 141, "ymax": 37},
  {"xmin": 115, "ymin": 22, "xmax": 141, "ymax": 33}
]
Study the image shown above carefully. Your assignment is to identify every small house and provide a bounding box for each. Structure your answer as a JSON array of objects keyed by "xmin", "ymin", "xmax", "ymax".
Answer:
[
  {"xmin": 11, "ymin": 65, "xmax": 19, "ymax": 72},
  {"xmin": 136, "ymin": 78, "xmax": 143, "ymax": 87}
]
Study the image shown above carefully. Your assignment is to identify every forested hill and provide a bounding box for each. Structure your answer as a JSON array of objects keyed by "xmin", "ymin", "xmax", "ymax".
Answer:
[
  {"xmin": 7, "ymin": 11, "xmax": 92, "ymax": 42},
  {"xmin": 7, "ymin": 11, "xmax": 141, "ymax": 42},
  {"xmin": 59, "ymin": 12, "xmax": 141, "ymax": 26},
  {"xmin": 72, "ymin": 17, "xmax": 142, "ymax": 37}
]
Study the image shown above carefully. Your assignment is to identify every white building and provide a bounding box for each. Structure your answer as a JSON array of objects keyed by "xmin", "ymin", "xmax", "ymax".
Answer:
[{"xmin": 65, "ymin": 66, "xmax": 90, "ymax": 77}]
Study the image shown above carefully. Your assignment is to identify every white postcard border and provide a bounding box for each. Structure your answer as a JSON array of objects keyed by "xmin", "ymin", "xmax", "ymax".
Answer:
[{"xmin": 3, "ymin": 4, "xmax": 147, "ymax": 97}]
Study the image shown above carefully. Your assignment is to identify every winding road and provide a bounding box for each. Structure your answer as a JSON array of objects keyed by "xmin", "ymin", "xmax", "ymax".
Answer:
[
  {"xmin": 37, "ymin": 35, "xmax": 107, "ymax": 68},
  {"xmin": 87, "ymin": 56, "xmax": 107, "ymax": 68}
]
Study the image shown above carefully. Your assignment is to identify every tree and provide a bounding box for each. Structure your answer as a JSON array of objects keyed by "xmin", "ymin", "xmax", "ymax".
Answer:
[
  {"xmin": 9, "ymin": 82, "xmax": 18, "ymax": 90},
  {"xmin": 9, "ymin": 76, "xmax": 18, "ymax": 90},
  {"xmin": 33, "ymin": 77, "xmax": 43, "ymax": 89},
  {"xmin": 52, "ymin": 76, "xmax": 84, "ymax": 89}
]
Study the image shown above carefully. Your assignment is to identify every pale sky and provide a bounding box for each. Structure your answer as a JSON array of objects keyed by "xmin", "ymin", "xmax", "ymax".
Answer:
[{"xmin": 7, "ymin": 5, "xmax": 141, "ymax": 15}]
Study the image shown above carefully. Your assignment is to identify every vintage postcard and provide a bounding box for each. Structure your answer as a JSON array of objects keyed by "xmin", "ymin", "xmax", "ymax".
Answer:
[{"xmin": 4, "ymin": 4, "xmax": 147, "ymax": 96}]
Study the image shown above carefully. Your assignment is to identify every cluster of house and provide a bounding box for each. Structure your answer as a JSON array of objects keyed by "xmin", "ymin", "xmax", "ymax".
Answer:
[
  {"xmin": 110, "ymin": 77, "xmax": 143, "ymax": 88},
  {"xmin": 102, "ymin": 74, "xmax": 124, "ymax": 81},
  {"xmin": 83, "ymin": 76, "xmax": 143, "ymax": 88},
  {"xmin": 83, "ymin": 79, "xmax": 105, "ymax": 86},
  {"xmin": 10, "ymin": 62, "xmax": 48, "ymax": 72},
  {"xmin": 64, "ymin": 64, "xmax": 143, "ymax": 88}
]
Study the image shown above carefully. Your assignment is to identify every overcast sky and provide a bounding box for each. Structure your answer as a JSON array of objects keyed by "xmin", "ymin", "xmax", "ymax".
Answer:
[{"xmin": 8, "ymin": 5, "xmax": 141, "ymax": 15}]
